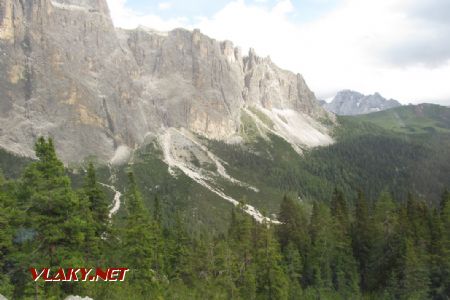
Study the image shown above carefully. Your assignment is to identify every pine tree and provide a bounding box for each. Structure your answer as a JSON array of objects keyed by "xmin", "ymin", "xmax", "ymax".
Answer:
[
  {"xmin": 440, "ymin": 189, "xmax": 449, "ymax": 213},
  {"xmin": 283, "ymin": 242, "xmax": 303, "ymax": 299},
  {"xmin": 255, "ymin": 218, "xmax": 289, "ymax": 300},
  {"xmin": 277, "ymin": 195, "xmax": 311, "ymax": 295},
  {"xmin": 152, "ymin": 195, "xmax": 164, "ymax": 274},
  {"xmin": 330, "ymin": 191, "xmax": 360, "ymax": 298},
  {"xmin": 22, "ymin": 137, "xmax": 86, "ymax": 264},
  {"xmin": 239, "ymin": 265, "xmax": 257, "ymax": 300},
  {"xmin": 330, "ymin": 187, "xmax": 349, "ymax": 230},
  {"xmin": 228, "ymin": 202, "xmax": 257, "ymax": 298},
  {"xmin": 352, "ymin": 190, "xmax": 372, "ymax": 291},
  {"xmin": 0, "ymin": 174, "xmax": 13, "ymax": 297},
  {"xmin": 429, "ymin": 209, "xmax": 450, "ymax": 299},
  {"xmin": 405, "ymin": 193, "xmax": 431, "ymax": 248},
  {"xmin": 80, "ymin": 162, "xmax": 110, "ymax": 262},
  {"xmin": 19, "ymin": 137, "xmax": 87, "ymax": 297},
  {"xmin": 367, "ymin": 191, "xmax": 401, "ymax": 292},
  {"xmin": 84, "ymin": 162, "xmax": 109, "ymax": 237},
  {"xmin": 153, "ymin": 195, "xmax": 162, "ymax": 225},
  {"xmin": 211, "ymin": 237, "xmax": 238, "ymax": 299},
  {"xmin": 165, "ymin": 212, "xmax": 192, "ymax": 282},
  {"xmin": 398, "ymin": 239, "xmax": 429, "ymax": 299},
  {"xmin": 437, "ymin": 190, "xmax": 450, "ymax": 297},
  {"xmin": 121, "ymin": 172, "xmax": 159, "ymax": 295},
  {"xmin": 306, "ymin": 202, "xmax": 333, "ymax": 291},
  {"xmin": 277, "ymin": 195, "xmax": 310, "ymax": 257}
]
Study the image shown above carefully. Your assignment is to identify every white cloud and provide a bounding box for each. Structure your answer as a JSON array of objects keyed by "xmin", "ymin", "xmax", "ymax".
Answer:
[
  {"xmin": 158, "ymin": 2, "xmax": 173, "ymax": 10},
  {"xmin": 106, "ymin": 0, "xmax": 450, "ymax": 105},
  {"xmin": 107, "ymin": 0, "xmax": 187, "ymax": 30},
  {"xmin": 272, "ymin": 0, "xmax": 294, "ymax": 15}
]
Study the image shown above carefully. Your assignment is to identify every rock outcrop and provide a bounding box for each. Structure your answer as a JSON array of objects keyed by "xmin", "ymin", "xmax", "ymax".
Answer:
[{"xmin": 0, "ymin": 0, "xmax": 333, "ymax": 163}]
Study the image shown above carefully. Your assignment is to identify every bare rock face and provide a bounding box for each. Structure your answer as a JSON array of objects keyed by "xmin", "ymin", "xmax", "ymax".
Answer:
[
  {"xmin": 122, "ymin": 27, "xmax": 333, "ymax": 141},
  {"xmin": 243, "ymin": 48, "xmax": 326, "ymax": 119},
  {"xmin": 0, "ymin": 0, "xmax": 333, "ymax": 163},
  {"xmin": 0, "ymin": 0, "xmax": 148, "ymax": 162},
  {"xmin": 123, "ymin": 27, "xmax": 245, "ymax": 140}
]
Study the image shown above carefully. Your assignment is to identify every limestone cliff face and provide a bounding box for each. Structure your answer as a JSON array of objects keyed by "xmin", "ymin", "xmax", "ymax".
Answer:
[
  {"xmin": 123, "ymin": 27, "xmax": 245, "ymax": 140},
  {"xmin": 0, "ymin": 0, "xmax": 333, "ymax": 163},
  {"xmin": 0, "ymin": 0, "xmax": 148, "ymax": 161},
  {"xmin": 242, "ymin": 48, "xmax": 325, "ymax": 118},
  {"xmin": 122, "ymin": 27, "xmax": 332, "ymax": 138}
]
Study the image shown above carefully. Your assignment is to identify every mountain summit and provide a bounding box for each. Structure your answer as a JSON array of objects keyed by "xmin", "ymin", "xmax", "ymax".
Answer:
[{"xmin": 323, "ymin": 90, "xmax": 401, "ymax": 115}]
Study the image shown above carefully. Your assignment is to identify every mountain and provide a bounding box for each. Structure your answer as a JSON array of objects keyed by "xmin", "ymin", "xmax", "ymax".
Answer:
[
  {"xmin": 1, "ymin": 2, "xmax": 448, "ymax": 299},
  {"xmin": 1, "ymin": 0, "xmax": 449, "ymax": 229},
  {"xmin": 2, "ymin": 103, "xmax": 449, "ymax": 230},
  {"xmin": 323, "ymin": 90, "xmax": 401, "ymax": 115},
  {"xmin": 0, "ymin": 0, "xmax": 339, "ymax": 226},
  {"xmin": 0, "ymin": 0, "xmax": 333, "ymax": 164}
]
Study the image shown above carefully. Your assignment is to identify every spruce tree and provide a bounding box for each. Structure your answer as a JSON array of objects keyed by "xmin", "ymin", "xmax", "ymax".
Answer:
[
  {"xmin": 367, "ymin": 191, "xmax": 401, "ymax": 292},
  {"xmin": 165, "ymin": 212, "xmax": 191, "ymax": 281},
  {"xmin": 283, "ymin": 242, "xmax": 303, "ymax": 298},
  {"xmin": 330, "ymin": 187, "xmax": 349, "ymax": 230},
  {"xmin": 440, "ymin": 189, "xmax": 449, "ymax": 214},
  {"xmin": 429, "ymin": 209, "xmax": 450, "ymax": 299},
  {"xmin": 19, "ymin": 137, "xmax": 87, "ymax": 297},
  {"xmin": 330, "ymin": 192, "xmax": 360, "ymax": 298},
  {"xmin": 81, "ymin": 162, "xmax": 110, "ymax": 262},
  {"xmin": 306, "ymin": 202, "xmax": 333, "ymax": 291},
  {"xmin": 211, "ymin": 237, "xmax": 238, "ymax": 299},
  {"xmin": 437, "ymin": 190, "xmax": 450, "ymax": 297},
  {"xmin": 152, "ymin": 195, "xmax": 164, "ymax": 274},
  {"xmin": 121, "ymin": 172, "xmax": 159, "ymax": 295},
  {"xmin": 352, "ymin": 190, "xmax": 372, "ymax": 291},
  {"xmin": 153, "ymin": 195, "xmax": 162, "ymax": 225},
  {"xmin": 228, "ymin": 202, "xmax": 257, "ymax": 298},
  {"xmin": 254, "ymin": 218, "xmax": 289, "ymax": 300},
  {"xmin": 398, "ymin": 239, "xmax": 429, "ymax": 299},
  {"xmin": 0, "ymin": 174, "xmax": 13, "ymax": 297},
  {"xmin": 22, "ymin": 137, "xmax": 86, "ymax": 265},
  {"xmin": 84, "ymin": 162, "xmax": 109, "ymax": 237},
  {"xmin": 277, "ymin": 195, "xmax": 310, "ymax": 257}
]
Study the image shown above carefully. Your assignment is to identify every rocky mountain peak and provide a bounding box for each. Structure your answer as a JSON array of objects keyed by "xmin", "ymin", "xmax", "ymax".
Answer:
[{"xmin": 323, "ymin": 90, "xmax": 401, "ymax": 115}]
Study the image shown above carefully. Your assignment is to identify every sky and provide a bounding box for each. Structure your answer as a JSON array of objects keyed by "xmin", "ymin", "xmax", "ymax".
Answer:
[{"xmin": 106, "ymin": 0, "xmax": 450, "ymax": 105}]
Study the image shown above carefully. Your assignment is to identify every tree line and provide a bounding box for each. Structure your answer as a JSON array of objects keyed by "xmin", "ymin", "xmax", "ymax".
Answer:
[{"xmin": 0, "ymin": 137, "xmax": 449, "ymax": 299}]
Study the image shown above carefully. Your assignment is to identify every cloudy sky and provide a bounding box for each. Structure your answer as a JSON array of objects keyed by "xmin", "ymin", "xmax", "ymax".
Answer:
[{"xmin": 106, "ymin": 0, "xmax": 450, "ymax": 105}]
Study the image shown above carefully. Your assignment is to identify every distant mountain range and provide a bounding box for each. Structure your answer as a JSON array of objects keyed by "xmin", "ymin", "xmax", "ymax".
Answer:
[{"xmin": 322, "ymin": 90, "xmax": 401, "ymax": 115}]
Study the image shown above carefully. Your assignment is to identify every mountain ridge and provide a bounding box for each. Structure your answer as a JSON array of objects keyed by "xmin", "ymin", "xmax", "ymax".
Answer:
[{"xmin": 0, "ymin": 0, "xmax": 334, "ymax": 163}]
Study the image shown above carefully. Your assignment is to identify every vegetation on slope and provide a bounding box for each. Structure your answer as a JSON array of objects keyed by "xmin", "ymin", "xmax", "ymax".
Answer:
[
  {"xmin": 0, "ymin": 138, "xmax": 449, "ymax": 299},
  {"xmin": 350, "ymin": 103, "xmax": 450, "ymax": 134}
]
